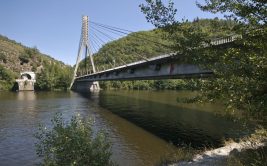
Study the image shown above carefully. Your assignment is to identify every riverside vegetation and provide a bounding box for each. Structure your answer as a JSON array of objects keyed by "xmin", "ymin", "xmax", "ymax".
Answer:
[
  {"xmin": 139, "ymin": 0, "xmax": 266, "ymax": 115},
  {"xmin": 34, "ymin": 113, "xmax": 116, "ymax": 166},
  {"xmin": 0, "ymin": 35, "xmax": 72, "ymax": 91},
  {"xmin": 139, "ymin": 0, "xmax": 266, "ymax": 165}
]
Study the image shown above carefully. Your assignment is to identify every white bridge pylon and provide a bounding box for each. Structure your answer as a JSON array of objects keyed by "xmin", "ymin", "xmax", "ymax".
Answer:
[{"xmin": 70, "ymin": 16, "xmax": 99, "ymax": 90}]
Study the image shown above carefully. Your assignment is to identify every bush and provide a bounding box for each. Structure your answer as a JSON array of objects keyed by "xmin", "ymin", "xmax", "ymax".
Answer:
[
  {"xmin": 34, "ymin": 113, "xmax": 115, "ymax": 166},
  {"xmin": 0, "ymin": 52, "xmax": 7, "ymax": 63},
  {"xmin": 0, "ymin": 65, "xmax": 14, "ymax": 82},
  {"xmin": 19, "ymin": 54, "xmax": 29, "ymax": 64}
]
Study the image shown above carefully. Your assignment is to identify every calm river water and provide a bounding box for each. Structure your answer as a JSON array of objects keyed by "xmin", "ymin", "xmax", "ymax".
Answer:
[{"xmin": 0, "ymin": 91, "xmax": 251, "ymax": 166}]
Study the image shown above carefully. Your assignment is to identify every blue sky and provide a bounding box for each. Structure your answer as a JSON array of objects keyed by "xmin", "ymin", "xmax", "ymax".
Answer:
[{"xmin": 0, "ymin": 0, "xmax": 223, "ymax": 65}]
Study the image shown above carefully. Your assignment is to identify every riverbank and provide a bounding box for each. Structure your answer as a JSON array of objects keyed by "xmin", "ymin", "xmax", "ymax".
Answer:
[{"xmin": 170, "ymin": 128, "xmax": 267, "ymax": 166}]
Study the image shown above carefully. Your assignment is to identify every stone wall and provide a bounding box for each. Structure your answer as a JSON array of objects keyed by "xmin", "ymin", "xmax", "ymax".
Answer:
[{"xmin": 16, "ymin": 80, "xmax": 35, "ymax": 91}]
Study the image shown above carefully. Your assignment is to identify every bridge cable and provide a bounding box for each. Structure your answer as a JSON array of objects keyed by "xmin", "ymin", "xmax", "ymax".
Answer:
[
  {"xmin": 90, "ymin": 26, "xmax": 116, "ymax": 41},
  {"xmin": 90, "ymin": 21, "xmax": 169, "ymax": 41},
  {"xmin": 92, "ymin": 30, "xmax": 150, "ymax": 66},
  {"xmin": 90, "ymin": 21, "xmax": 172, "ymax": 48},
  {"xmin": 91, "ymin": 24, "xmax": 128, "ymax": 40},
  {"xmin": 90, "ymin": 30, "xmax": 108, "ymax": 46},
  {"xmin": 90, "ymin": 21, "xmax": 134, "ymax": 33},
  {"xmin": 91, "ymin": 24, "xmax": 157, "ymax": 63},
  {"xmin": 90, "ymin": 33, "xmax": 103, "ymax": 51},
  {"xmin": 91, "ymin": 26, "xmax": 131, "ymax": 68},
  {"xmin": 90, "ymin": 34, "xmax": 118, "ymax": 71},
  {"xmin": 90, "ymin": 29, "xmax": 118, "ymax": 69},
  {"xmin": 89, "ymin": 21, "xmax": 175, "ymax": 70}
]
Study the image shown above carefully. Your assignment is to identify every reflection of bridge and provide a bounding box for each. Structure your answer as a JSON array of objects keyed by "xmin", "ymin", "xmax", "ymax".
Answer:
[{"xmin": 70, "ymin": 16, "xmax": 241, "ymax": 92}]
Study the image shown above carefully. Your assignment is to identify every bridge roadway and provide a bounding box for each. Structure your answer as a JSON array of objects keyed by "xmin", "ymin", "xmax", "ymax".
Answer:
[
  {"xmin": 74, "ymin": 34, "xmax": 242, "ymax": 83},
  {"xmin": 75, "ymin": 53, "xmax": 212, "ymax": 82},
  {"xmin": 71, "ymin": 34, "xmax": 243, "ymax": 92}
]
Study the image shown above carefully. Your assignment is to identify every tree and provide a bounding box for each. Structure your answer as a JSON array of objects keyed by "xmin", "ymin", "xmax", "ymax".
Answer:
[
  {"xmin": 34, "ymin": 113, "xmax": 115, "ymax": 166},
  {"xmin": 196, "ymin": 0, "xmax": 267, "ymax": 25},
  {"xmin": 139, "ymin": 0, "xmax": 177, "ymax": 28},
  {"xmin": 140, "ymin": 0, "xmax": 267, "ymax": 114}
]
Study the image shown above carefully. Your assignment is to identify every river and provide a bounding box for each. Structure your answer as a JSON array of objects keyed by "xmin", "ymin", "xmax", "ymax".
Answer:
[{"xmin": 0, "ymin": 90, "xmax": 252, "ymax": 165}]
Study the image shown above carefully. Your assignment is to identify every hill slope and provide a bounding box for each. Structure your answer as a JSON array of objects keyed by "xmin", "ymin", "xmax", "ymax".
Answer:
[{"xmin": 0, "ymin": 35, "xmax": 72, "ymax": 90}]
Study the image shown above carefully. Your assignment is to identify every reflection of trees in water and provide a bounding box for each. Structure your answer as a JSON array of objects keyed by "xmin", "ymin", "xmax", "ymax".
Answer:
[{"xmin": 99, "ymin": 91, "xmax": 253, "ymax": 149}]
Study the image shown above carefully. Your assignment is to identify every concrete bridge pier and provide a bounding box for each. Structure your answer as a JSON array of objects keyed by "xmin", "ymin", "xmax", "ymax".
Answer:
[{"xmin": 71, "ymin": 81, "xmax": 100, "ymax": 92}]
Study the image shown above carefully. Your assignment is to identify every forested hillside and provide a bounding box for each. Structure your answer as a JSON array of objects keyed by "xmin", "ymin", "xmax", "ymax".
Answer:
[
  {"xmin": 77, "ymin": 18, "xmax": 237, "ymax": 90},
  {"xmin": 0, "ymin": 35, "xmax": 72, "ymax": 90}
]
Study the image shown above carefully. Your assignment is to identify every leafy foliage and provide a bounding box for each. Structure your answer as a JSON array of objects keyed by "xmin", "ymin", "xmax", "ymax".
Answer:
[
  {"xmin": 140, "ymin": 0, "xmax": 267, "ymax": 115},
  {"xmin": 35, "ymin": 113, "xmax": 115, "ymax": 166},
  {"xmin": 99, "ymin": 79, "xmax": 193, "ymax": 91},
  {"xmin": 0, "ymin": 52, "xmax": 7, "ymax": 63},
  {"xmin": 196, "ymin": 0, "xmax": 267, "ymax": 25},
  {"xmin": 139, "ymin": 0, "xmax": 177, "ymax": 28},
  {"xmin": 18, "ymin": 54, "xmax": 30, "ymax": 64},
  {"xmin": 35, "ymin": 63, "xmax": 72, "ymax": 91},
  {"xmin": 0, "ymin": 64, "xmax": 17, "ymax": 90}
]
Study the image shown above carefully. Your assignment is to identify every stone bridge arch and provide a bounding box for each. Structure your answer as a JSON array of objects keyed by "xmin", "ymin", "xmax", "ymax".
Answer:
[{"xmin": 15, "ymin": 71, "xmax": 36, "ymax": 91}]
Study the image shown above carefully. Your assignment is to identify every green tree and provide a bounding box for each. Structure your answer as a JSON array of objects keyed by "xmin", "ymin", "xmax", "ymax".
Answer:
[
  {"xmin": 140, "ymin": 0, "xmax": 267, "ymax": 114},
  {"xmin": 139, "ymin": 0, "xmax": 177, "ymax": 28},
  {"xmin": 196, "ymin": 0, "xmax": 267, "ymax": 25},
  {"xmin": 0, "ymin": 52, "xmax": 7, "ymax": 63},
  {"xmin": 35, "ymin": 69, "xmax": 53, "ymax": 91},
  {"xmin": 34, "ymin": 113, "xmax": 115, "ymax": 166},
  {"xmin": 0, "ymin": 65, "xmax": 17, "ymax": 90}
]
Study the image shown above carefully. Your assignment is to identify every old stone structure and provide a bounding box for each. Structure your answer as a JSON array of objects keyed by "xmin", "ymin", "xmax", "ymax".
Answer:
[{"xmin": 15, "ymin": 71, "xmax": 36, "ymax": 91}]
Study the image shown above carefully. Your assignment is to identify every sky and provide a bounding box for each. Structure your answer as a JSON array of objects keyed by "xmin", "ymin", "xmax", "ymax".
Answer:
[{"xmin": 0, "ymin": 0, "xmax": 223, "ymax": 65}]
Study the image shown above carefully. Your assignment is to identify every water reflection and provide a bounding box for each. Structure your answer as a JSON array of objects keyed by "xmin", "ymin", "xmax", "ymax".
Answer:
[
  {"xmin": 98, "ymin": 90, "xmax": 251, "ymax": 149},
  {"xmin": 93, "ymin": 105, "xmax": 175, "ymax": 166},
  {"xmin": 0, "ymin": 91, "xmax": 178, "ymax": 166},
  {"xmin": 17, "ymin": 91, "xmax": 36, "ymax": 101},
  {"xmin": 0, "ymin": 90, "xmax": 253, "ymax": 166},
  {"xmin": 76, "ymin": 91, "xmax": 176, "ymax": 165}
]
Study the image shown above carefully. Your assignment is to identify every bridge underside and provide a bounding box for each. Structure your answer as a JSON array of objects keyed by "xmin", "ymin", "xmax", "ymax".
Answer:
[
  {"xmin": 71, "ymin": 81, "xmax": 99, "ymax": 92},
  {"xmin": 71, "ymin": 54, "xmax": 213, "ymax": 91}
]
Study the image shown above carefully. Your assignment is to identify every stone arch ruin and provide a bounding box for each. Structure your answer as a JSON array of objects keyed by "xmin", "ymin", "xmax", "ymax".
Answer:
[{"xmin": 15, "ymin": 72, "xmax": 36, "ymax": 91}]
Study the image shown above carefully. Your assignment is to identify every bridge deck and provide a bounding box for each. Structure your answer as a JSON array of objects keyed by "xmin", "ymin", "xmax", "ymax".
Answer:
[
  {"xmin": 75, "ymin": 53, "xmax": 212, "ymax": 82},
  {"xmin": 74, "ymin": 34, "xmax": 242, "ymax": 82}
]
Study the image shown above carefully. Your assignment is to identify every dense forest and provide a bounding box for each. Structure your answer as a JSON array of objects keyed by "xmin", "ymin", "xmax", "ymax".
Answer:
[
  {"xmin": 77, "ymin": 18, "xmax": 238, "ymax": 90},
  {"xmin": 0, "ymin": 35, "xmax": 72, "ymax": 91}
]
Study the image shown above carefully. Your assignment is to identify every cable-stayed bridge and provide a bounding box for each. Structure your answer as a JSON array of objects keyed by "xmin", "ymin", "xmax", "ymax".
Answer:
[{"xmin": 70, "ymin": 16, "xmax": 242, "ymax": 92}]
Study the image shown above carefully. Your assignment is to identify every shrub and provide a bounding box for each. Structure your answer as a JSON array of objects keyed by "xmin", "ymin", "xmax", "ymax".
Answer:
[
  {"xmin": 34, "ymin": 113, "xmax": 115, "ymax": 166},
  {"xmin": 19, "ymin": 54, "xmax": 29, "ymax": 64},
  {"xmin": 0, "ymin": 65, "xmax": 14, "ymax": 81},
  {"xmin": 0, "ymin": 52, "xmax": 7, "ymax": 63}
]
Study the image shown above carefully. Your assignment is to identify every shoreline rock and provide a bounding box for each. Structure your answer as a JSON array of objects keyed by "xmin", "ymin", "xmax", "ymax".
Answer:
[{"xmin": 170, "ymin": 129, "xmax": 267, "ymax": 166}]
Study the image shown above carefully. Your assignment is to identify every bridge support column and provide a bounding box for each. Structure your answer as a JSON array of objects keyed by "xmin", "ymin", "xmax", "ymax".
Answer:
[
  {"xmin": 69, "ymin": 16, "xmax": 100, "ymax": 91},
  {"xmin": 90, "ymin": 81, "xmax": 100, "ymax": 91},
  {"xmin": 71, "ymin": 81, "xmax": 100, "ymax": 93}
]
